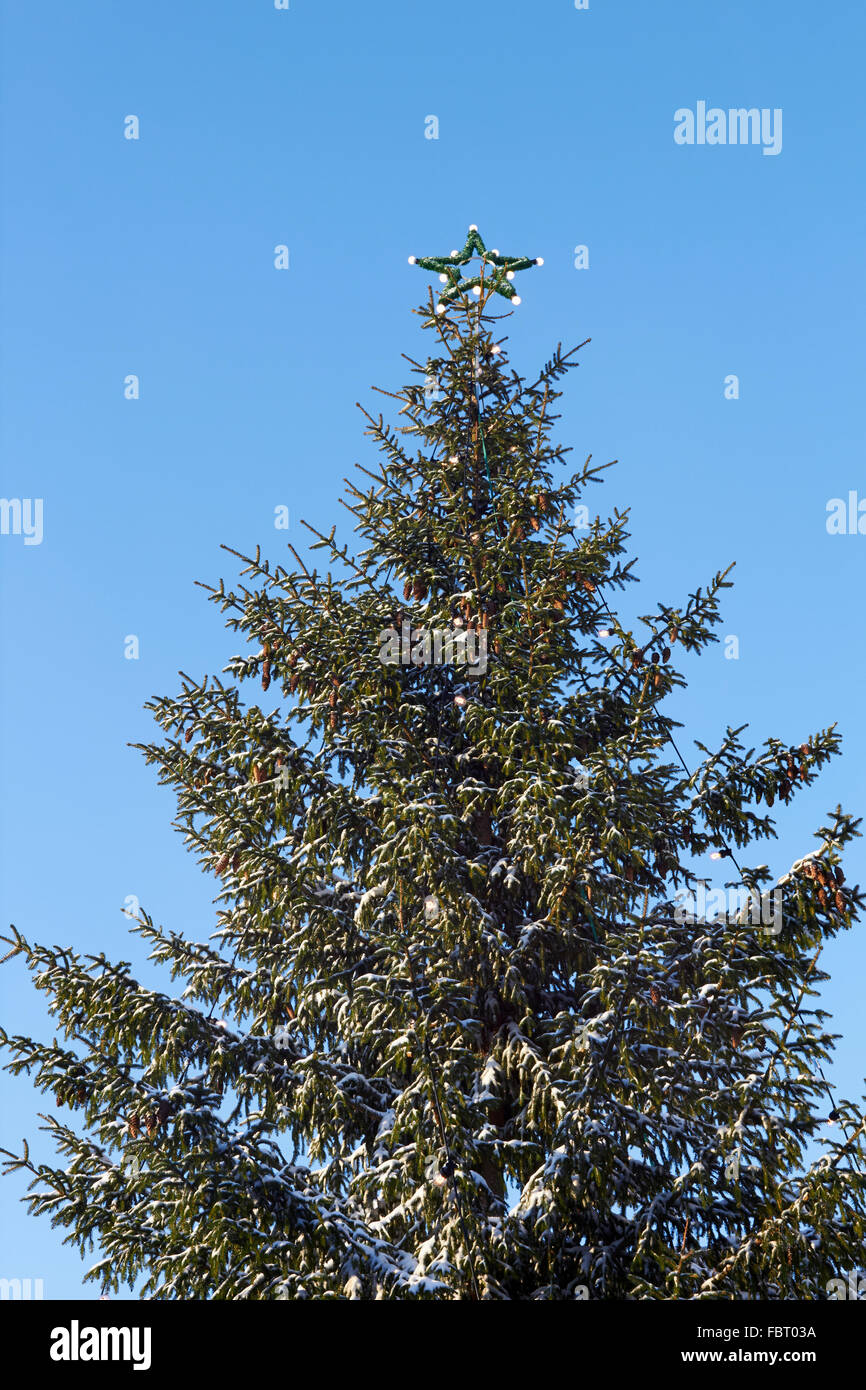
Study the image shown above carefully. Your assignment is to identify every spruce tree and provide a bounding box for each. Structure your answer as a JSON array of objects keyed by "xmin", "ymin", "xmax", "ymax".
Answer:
[{"xmin": 3, "ymin": 227, "xmax": 866, "ymax": 1300}]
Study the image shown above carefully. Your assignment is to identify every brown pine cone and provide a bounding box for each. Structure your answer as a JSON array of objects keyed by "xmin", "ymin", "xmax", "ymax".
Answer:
[
  {"xmin": 650, "ymin": 985, "xmax": 661, "ymax": 1007},
  {"xmin": 128, "ymin": 1114, "xmax": 140, "ymax": 1139}
]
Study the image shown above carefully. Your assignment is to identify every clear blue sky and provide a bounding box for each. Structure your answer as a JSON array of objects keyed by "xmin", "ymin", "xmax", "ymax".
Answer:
[{"xmin": 1, "ymin": 0, "xmax": 864, "ymax": 1298}]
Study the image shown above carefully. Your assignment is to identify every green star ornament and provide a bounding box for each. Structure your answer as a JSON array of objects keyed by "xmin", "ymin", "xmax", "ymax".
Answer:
[{"xmin": 408, "ymin": 225, "xmax": 542, "ymax": 312}]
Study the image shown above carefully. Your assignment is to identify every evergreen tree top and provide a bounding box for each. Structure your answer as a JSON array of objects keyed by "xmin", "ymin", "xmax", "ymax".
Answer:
[{"xmin": 2, "ymin": 239, "xmax": 865, "ymax": 1300}]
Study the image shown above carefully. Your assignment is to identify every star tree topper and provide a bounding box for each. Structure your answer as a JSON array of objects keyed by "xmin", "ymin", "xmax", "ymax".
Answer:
[{"xmin": 408, "ymin": 225, "xmax": 543, "ymax": 312}]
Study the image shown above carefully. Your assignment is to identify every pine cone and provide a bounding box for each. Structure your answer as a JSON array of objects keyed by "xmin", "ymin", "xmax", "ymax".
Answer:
[
  {"xmin": 157, "ymin": 1100, "xmax": 171, "ymax": 1126},
  {"xmin": 184, "ymin": 728, "xmax": 193, "ymax": 744},
  {"xmin": 128, "ymin": 1114, "xmax": 140, "ymax": 1139},
  {"xmin": 252, "ymin": 764, "xmax": 265, "ymax": 785},
  {"xmin": 403, "ymin": 579, "xmax": 413, "ymax": 600},
  {"xmin": 412, "ymin": 578, "xmax": 428, "ymax": 601},
  {"xmin": 146, "ymin": 1113, "xmax": 158, "ymax": 1138},
  {"xmin": 215, "ymin": 854, "xmax": 230, "ymax": 875},
  {"xmin": 650, "ymin": 985, "xmax": 661, "ymax": 1007},
  {"xmin": 262, "ymin": 659, "xmax": 271, "ymax": 692},
  {"xmin": 835, "ymin": 891, "xmax": 845, "ymax": 911}
]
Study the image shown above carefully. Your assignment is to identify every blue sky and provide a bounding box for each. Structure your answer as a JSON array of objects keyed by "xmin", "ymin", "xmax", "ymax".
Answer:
[{"xmin": 1, "ymin": 0, "xmax": 864, "ymax": 1298}]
